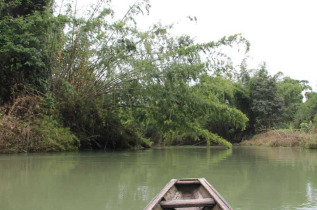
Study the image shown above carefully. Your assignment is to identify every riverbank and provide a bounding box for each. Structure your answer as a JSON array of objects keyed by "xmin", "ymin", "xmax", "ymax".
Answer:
[{"xmin": 241, "ymin": 129, "xmax": 317, "ymax": 149}]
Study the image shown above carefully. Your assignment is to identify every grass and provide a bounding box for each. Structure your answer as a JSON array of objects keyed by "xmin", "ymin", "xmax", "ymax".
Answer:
[{"xmin": 241, "ymin": 129, "xmax": 317, "ymax": 149}]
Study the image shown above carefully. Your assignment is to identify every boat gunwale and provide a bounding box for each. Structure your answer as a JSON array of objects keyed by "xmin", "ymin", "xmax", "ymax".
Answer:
[
  {"xmin": 199, "ymin": 178, "xmax": 233, "ymax": 210},
  {"xmin": 143, "ymin": 179, "xmax": 178, "ymax": 210}
]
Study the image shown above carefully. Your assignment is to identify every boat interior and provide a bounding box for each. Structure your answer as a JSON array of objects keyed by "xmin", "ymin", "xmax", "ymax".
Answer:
[{"xmin": 153, "ymin": 179, "xmax": 222, "ymax": 210}]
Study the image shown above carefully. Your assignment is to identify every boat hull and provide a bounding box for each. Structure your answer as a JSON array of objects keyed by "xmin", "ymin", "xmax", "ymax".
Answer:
[{"xmin": 144, "ymin": 178, "xmax": 233, "ymax": 210}]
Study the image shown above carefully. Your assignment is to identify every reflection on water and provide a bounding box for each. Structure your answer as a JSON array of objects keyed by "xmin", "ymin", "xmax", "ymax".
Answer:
[
  {"xmin": 0, "ymin": 146, "xmax": 317, "ymax": 210},
  {"xmin": 303, "ymin": 182, "xmax": 317, "ymax": 209}
]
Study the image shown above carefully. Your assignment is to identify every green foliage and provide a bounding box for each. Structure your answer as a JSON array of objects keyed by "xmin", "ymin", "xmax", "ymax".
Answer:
[
  {"xmin": 276, "ymin": 75, "xmax": 310, "ymax": 124},
  {"xmin": 235, "ymin": 63, "xmax": 314, "ymax": 138},
  {"xmin": 195, "ymin": 127, "xmax": 232, "ymax": 149},
  {"xmin": 294, "ymin": 93, "xmax": 317, "ymax": 127},
  {"xmin": 197, "ymin": 75, "xmax": 249, "ymax": 141},
  {"xmin": 31, "ymin": 115, "xmax": 79, "ymax": 152},
  {"xmin": 0, "ymin": 0, "xmax": 53, "ymax": 103},
  {"xmin": 0, "ymin": 96, "xmax": 79, "ymax": 153},
  {"xmin": 249, "ymin": 64, "xmax": 283, "ymax": 131},
  {"xmin": 2, "ymin": 0, "xmax": 314, "ymax": 152},
  {"xmin": 114, "ymin": 61, "xmax": 248, "ymax": 148},
  {"xmin": 41, "ymin": 0, "xmax": 250, "ymax": 149},
  {"xmin": 0, "ymin": 0, "xmax": 52, "ymax": 17},
  {"xmin": 300, "ymin": 121, "xmax": 314, "ymax": 133}
]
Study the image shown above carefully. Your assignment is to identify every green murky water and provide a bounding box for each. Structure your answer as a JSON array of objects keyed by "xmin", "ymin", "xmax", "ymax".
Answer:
[{"xmin": 0, "ymin": 146, "xmax": 317, "ymax": 210}]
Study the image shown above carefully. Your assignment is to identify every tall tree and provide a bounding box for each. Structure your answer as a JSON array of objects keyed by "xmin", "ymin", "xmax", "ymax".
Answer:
[
  {"xmin": 0, "ymin": 0, "xmax": 53, "ymax": 103},
  {"xmin": 276, "ymin": 75, "xmax": 310, "ymax": 124},
  {"xmin": 249, "ymin": 64, "xmax": 283, "ymax": 131}
]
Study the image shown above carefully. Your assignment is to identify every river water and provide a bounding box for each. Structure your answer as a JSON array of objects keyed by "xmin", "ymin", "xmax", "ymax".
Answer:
[{"xmin": 0, "ymin": 146, "xmax": 317, "ymax": 210}]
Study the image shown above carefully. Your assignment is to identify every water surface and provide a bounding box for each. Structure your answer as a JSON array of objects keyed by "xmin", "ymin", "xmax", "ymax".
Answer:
[{"xmin": 0, "ymin": 146, "xmax": 317, "ymax": 210}]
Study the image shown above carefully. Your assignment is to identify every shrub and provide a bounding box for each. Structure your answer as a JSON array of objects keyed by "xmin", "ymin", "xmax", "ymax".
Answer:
[
  {"xmin": 0, "ymin": 96, "xmax": 79, "ymax": 153},
  {"xmin": 241, "ymin": 129, "xmax": 317, "ymax": 149}
]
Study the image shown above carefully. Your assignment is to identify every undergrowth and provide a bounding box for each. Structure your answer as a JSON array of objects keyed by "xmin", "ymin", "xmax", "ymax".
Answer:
[
  {"xmin": 241, "ymin": 129, "xmax": 317, "ymax": 149},
  {"xmin": 0, "ymin": 95, "xmax": 79, "ymax": 153}
]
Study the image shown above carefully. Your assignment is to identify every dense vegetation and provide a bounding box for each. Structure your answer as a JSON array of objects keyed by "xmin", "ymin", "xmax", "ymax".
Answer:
[{"xmin": 1, "ymin": 0, "xmax": 316, "ymax": 153}]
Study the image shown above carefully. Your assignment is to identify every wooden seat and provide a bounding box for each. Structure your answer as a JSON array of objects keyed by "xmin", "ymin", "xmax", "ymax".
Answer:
[
  {"xmin": 176, "ymin": 180, "xmax": 201, "ymax": 185},
  {"xmin": 160, "ymin": 198, "xmax": 215, "ymax": 208}
]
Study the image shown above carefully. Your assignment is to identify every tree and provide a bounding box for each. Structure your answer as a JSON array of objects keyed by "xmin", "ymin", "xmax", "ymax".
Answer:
[
  {"xmin": 249, "ymin": 64, "xmax": 283, "ymax": 131},
  {"xmin": 113, "ymin": 33, "xmax": 249, "ymax": 148},
  {"xmin": 294, "ymin": 92, "xmax": 317, "ymax": 127},
  {"xmin": 197, "ymin": 74, "xmax": 249, "ymax": 141},
  {"xmin": 0, "ymin": 0, "xmax": 53, "ymax": 103},
  {"xmin": 276, "ymin": 75, "xmax": 310, "ymax": 125},
  {"xmin": 45, "ymin": 0, "xmax": 250, "ymax": 149},
  {"xmin": 0, "ymin": 0, "xmax": 251, "ymax": 150},
  {"xmin": 0, "ymin": 0, "xmax": 52, "ymax": 17}
]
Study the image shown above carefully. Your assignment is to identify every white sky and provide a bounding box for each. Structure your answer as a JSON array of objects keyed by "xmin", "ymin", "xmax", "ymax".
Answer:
[{"xmin": 66, "ymin": 0, "xmax": 317, "ymax": 89}]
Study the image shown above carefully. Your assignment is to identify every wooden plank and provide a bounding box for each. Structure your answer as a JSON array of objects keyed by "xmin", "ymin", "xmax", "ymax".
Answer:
[
  {"xmin": 198, "ymin": 178, "xmax": 233, "ymax": 210},
  {"xmin": 160, "ymin": 198, "xmax": 215, "ymax": 208},
  {"xmin": 193, "ymin": 189, "xmax": 204, "ymax": 199},
  {"xmin": 163, "ymin": 186, "xmax": 178, "ymax": 200},
  {"xmin": 143, "ymin": 179, "xmax": 178, "ymax": 210},
  {"xmin": 178, "ymin": 178, "xmax": 199, "ymax": 181},
  {"xmin": 176, "ymin": 180, "xmax": 201, "ymax": 185}
]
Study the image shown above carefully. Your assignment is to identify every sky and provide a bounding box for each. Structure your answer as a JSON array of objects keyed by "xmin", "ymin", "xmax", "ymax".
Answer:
[{"xmin": 65, "ymin": 0, "xmax": 317, "ymax": 89}]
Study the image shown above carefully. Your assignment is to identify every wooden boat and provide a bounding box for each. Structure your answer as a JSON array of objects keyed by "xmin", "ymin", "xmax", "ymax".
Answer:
[{"xmin": 144, "ymin": 178, "xmax": 232, "ymax": 210}]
